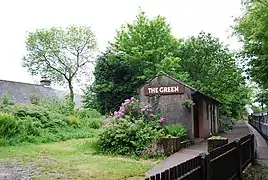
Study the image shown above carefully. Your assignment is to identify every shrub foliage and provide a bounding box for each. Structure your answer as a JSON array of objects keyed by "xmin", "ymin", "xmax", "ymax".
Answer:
[
  {"xmin": 98, "ymin": 97, "xmax": 164, "ymax": 156},
  {"xmin": 0, "ymin": 96, "xmax": 104, "ymax": 146}
]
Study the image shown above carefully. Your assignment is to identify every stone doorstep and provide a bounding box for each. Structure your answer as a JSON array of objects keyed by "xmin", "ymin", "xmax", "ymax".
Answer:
[{"xmin": 193, "ymin": 138, "xmax": 204, "ymax": 144}]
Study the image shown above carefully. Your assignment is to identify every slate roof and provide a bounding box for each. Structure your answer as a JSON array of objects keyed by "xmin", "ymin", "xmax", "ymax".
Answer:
[{"xmin": 0, "ymin": 79, "xmax": 82, "ymax": 107}]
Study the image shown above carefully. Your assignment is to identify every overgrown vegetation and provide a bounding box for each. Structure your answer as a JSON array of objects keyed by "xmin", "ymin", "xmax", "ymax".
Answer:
[
  {"xmin": 98, "ymin": 97, "xmax": 164, "ymax": 156},
  {"xmin": 85, "ymin": 12, "xmax": 252, "ymax": 120},
  {"xmin": 0, "ymin": 96, "xmax": 104, "ymax": 146},
  {"xmin": 97, "ymin": 97, "xmax": 189, "ymax": 157}
]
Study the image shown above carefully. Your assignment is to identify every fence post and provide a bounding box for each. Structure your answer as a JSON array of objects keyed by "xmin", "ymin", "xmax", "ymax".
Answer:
[
  {"xmin": 259, "ymin": 116, "xmax": 261, "ymax": 132},
  {"xmin": 250, "ymin": 134, "xmax": 256, "ymax": 163},
  {"xmin": 235, "ymin": 138, "xmax": 242, "ymax": 180},
  {"xmin": 200, "ymin": 152, "xmax": 211, "ymax": 180}
]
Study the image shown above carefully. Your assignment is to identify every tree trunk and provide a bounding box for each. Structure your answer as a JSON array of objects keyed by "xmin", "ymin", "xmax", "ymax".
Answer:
[{"xmin": 68, "ymin": 80, "xmax": 75, "ymax": 109}]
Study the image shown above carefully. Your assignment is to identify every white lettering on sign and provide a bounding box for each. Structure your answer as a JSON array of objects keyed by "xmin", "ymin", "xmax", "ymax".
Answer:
[
  {"xmin": 148, "ymin": 87, "xmax": 159, "ymax": 94},
  {"xmin": 150, "ymin": 86, "xmax": 180, "ymax": 94},
  {"xmin": 144, "ymin": 85, "xmax": 184, "ymax": 95},
  {"xmin": 174, "ymin": 86, "xmax": 179, "ymax": 92}
]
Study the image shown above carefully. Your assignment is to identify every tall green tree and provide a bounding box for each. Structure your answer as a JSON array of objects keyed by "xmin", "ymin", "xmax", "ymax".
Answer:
[
  {"xmin": 84, "ymin": 12, "xmax": 187, "ymax": 114},
  {"xmin": 111, "ymin": 12, "xmax": 187, "ymax": 81},
  {"xmin": 234, "ymin": 0, "xmax": 268, "ymax": 88},
  {"xmin": 255, "ymin": 88, "xmax": 268, "ymax": 107},
  {"xmin": 85, "ymin": 51, "xmax": 138, "ymax": 114},
  {"xmin": 23, "ymin": 26, "xmax": 97, "ymax": 105},
  {"xmin": 178, "ymin": 32, "xmax": 252, "ymax": 117}
]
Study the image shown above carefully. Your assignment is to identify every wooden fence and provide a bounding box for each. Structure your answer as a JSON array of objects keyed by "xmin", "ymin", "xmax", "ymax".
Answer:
[
  {"xmin": 145, "ymin": 134, "xmax": 255, "ymax": 180},
  {"xmin": 250, "ymin": 113, "xmax": 268, "ymax": 140}
]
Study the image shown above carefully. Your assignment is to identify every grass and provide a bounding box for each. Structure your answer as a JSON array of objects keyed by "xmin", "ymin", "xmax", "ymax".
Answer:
[
  {"xmin": 0, "ymin": 138, "xmax": 158, "ymax": 180},
  {"xmin": 243, "ymin": 163, "xmax": 268, "ymax": 180}
]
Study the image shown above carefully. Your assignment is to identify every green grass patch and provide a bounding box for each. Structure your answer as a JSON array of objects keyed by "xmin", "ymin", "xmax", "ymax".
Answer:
[{"xmin": 0, "ymin": 138, "xmax": 157, "ymax": 179}]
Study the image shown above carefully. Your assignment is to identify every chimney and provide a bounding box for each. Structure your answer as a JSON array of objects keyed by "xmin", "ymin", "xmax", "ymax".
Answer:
[{"xmin": 40, "ymin": 76, "xmax": 51, "ymax": 87}]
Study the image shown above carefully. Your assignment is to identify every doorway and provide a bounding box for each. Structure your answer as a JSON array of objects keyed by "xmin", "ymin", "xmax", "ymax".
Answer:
[{"xmin": 193, "ymin": 97, "xmax": 200, "ymax": 138}]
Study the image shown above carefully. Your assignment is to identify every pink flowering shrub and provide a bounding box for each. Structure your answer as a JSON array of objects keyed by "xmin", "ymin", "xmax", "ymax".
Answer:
[
  {"xmin": 113, "ymin": 97, "xmax": 164, "ymax": 124},
  {"xmin": 98, "ymin": 97, "xmax": 165, "ymax": 156}
]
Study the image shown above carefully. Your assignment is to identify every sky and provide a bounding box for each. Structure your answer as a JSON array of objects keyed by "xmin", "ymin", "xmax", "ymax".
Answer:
[{"xmin": 0, "ymin": 0, "xmax": 243, "ymax": 91}]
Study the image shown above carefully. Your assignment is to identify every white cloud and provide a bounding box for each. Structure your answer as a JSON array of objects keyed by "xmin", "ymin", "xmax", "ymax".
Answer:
[{"xmin": 0, "ymin": 0, "xmax": 243, "ymax": 91}]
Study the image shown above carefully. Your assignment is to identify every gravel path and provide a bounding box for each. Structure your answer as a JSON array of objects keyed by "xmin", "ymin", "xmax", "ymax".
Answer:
[{"xmin": 0, "ymin": 161, "xmax": 35, "ymax": 180}]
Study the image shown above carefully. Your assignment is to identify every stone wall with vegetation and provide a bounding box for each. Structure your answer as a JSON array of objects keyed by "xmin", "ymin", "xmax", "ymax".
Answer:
[{"xmin": 140, "ymin": 75, "xmax": 195, "ymax": 138}]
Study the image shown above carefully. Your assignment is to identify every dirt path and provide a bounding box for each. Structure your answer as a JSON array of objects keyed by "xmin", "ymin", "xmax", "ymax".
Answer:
[{"xmin": 0, "ymin": 161, "xmax": 36, "ymax": 180}]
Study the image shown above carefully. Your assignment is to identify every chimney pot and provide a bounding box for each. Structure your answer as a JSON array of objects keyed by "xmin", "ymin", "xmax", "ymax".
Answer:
[{"xmin": 40, "ymin": 76, "xmax": 51, "ymax": 87}]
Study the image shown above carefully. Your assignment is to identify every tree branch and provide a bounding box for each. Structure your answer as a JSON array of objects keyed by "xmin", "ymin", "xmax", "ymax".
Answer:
[
  {"xmin": 52, "ymin": 50, "xmax": 69, "ymax": 68},
  {"xmin": 42, "ymin": 54, "xmax": 68, "ymax": 80}
]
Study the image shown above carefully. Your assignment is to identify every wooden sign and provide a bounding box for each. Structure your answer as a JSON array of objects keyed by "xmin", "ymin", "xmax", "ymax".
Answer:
[{"xmin": 144, "ymin": 84, "xmax": 185, "ymax": 96}]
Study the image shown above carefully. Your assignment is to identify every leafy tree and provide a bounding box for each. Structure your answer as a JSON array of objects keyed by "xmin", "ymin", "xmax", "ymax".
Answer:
[
  {"xmin": 178, "ymin": 32, "xmax": 252, "ymax": 118},
  {"xmin": 234, "ymin": 0, "xmax": 268, "ymax": 88},
  {"xmin": 22, "ymin": 26, "xmax": 97, "ymax": 105},
  {"xmin": 255, "ymin": 88, "xmax": 268, "ymax": 107},
  {"xmin": 252, "ymin": 104, "xmax": 268, "ymax": 113},
  {"xmin": 85, "ymin": 12, "xmax": 187, "ymax": 114},
  {"xmin": 111, "ymin": 12, "xmax": 187, "ymax": 81},
  {"xmin": 84, "ymin": 51, "xmax": 138, "ymax": 114}
]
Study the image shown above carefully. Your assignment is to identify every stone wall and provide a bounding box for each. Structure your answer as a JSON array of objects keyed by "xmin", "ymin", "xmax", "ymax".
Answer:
[{"xmin": 139, "ymin": 75, "xmax": 195, "ymax": 138}]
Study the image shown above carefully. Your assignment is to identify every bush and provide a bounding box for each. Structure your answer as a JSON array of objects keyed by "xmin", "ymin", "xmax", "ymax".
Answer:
[
  {"xmin": 75, "ymin": 109, "xmax": 105, "ymax": 129},
  {"xmin": 98, "ymin": 97, "xmax": 164, "ymax": 156},
  {"xmin": 0, "ymin": 112, "xmax": 18, "ymax": 137},
  {"xmin": 75, "ymin": 108, "xmax": 103, "ymax": 119},
  {"xmin": 99, "ymin": 117, "xmax": 162, "ymax": 155},
  {"xmin": 85, "ymin": 118, "xmax": 103, "ymax": 129},
  {"xmin": 219, "ymin": 116, "xmax": 235, "ymax": 132},
  {"xmin": 40, "ymin": 98, "xmax": 74, "ymax": 115},
  {"xmin": 163, "ymin": 123, "xmax": 187, "ymax": 137},
  {"xmin": 0, "ymin": 102, "xmax": 104, "ymax": 146},
  {"xmin": 68, "ymin": 115, "xmax": 80, "ymax": 128},
  {"xmin": 1, "ymin": 94, "xmax": 15, "ymax": 106}
]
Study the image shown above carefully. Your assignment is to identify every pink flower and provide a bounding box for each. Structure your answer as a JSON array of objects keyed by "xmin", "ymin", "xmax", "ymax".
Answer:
[
  {"xmin": 118, "ymin": 111, "xmax": 123, "ymax": 117},
  {"xmin": 124, "ymin": 99, "xmax": 131, "ymax": 103},
  {"xmin": 159, "ymin": 116, "xmax": 165, "ymax": 123},
  {"xmin": 150, "ymin": 113, "xmax": 155, "ymax": 117},
  {"xmin": 114, "ymin": 111, "xmax": 118, "ymax": 116},
  {"xmin": 119, "ymin": 106, "xmax": 125, "ymax": 112}
]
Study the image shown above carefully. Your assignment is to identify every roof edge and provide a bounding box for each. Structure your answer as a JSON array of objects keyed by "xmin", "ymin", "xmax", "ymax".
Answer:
[
  {"xmin": 138, "ymin": 72, "xmax": 223, "ymax": 105},
  {"xmin": 0, "ymin": 79, "xmax": 45, "ymax": 87}
]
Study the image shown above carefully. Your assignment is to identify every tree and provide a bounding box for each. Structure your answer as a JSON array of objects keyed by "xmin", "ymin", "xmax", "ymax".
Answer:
[
  {"xmin": 23, "ymin": 26, "xmax": 97, "ymax": 105},
  {"xmin": 84, "ymin": 51, "xmax": 138, "ymax": 114},
  {"xmin": 255, "ymin": 88, "xmax": 268, "ymax": 107},
  {"xmin": 234, "ymin": 0, "xmax": 268, "ymax": 88},
  {"xmin": 111, "ymin": 12, "xmax": 187, "ymax": 81},
  {"xmin": 178, "ymin": 32, "xmax": 252, "ymax": 118},
  {"xmin": 84, "ymin": 12, "xmax": 187, "ymax": 114}
]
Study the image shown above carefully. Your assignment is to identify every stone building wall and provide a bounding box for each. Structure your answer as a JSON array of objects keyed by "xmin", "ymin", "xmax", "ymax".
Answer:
[{"xmin": 139, "ymin": 75, "xmax": 195, "ymax": 138}]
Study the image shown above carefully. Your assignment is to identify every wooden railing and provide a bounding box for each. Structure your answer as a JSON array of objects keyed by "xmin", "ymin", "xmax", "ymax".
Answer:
[{"xmin": 145, "ymin": 134, "xmax": 255, "ymax": 180}]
